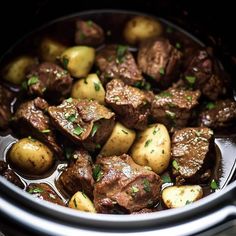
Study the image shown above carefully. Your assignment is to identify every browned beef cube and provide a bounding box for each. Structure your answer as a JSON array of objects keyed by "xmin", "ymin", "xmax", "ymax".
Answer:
[
  {"xmin": 184, "ymin": 49, "xmax": 227, "ymax": 100},
  {"xmin": 151, "ymin": 88, "xmax": 201, "ymax": 130},
  {"xmin": 198, "ymin": 100, "xmax": 236, "ymax": 129},
  {"xmin": 0, "ymin": 160, "xmax": 24, "ymax": 189},
  {"xmin": 75, "ymin": 20, "xmax": 104, "ymax": 46},
  {"xmin": 138, "ymin": 38, "xmax": 182, "ymax": 88},
  {"xmin": 105, "ymin": 79, "xmax": 152, "ymax": 130},
  {"xmin": 26, "ymin": 62, "xmax": 73, "ymax": 102},
  {"xmin": 12, "ymin": 97, "xmax": 62, "ymax": 157},
  {"xmin": 0, "ymin": 84, "xmax": 14, "ymax": 129},
  {"xmin": 57, "ymin": 149, "xmax": 94, "ymax": 199},
  {"xmin": 93, "ymin": 154, "xmax": 162, "ymax": 214},
  {"xmin": 95, "ymin": 44, "xmax": 143, "ymax": 85},
  {"xmin": 27, "ymin": 183, "xmax": 65, "ymax": 206},
  {"xmin": 171, "ymin": 127, "xmax": 215, "ymax": 184},
  {"xmin": 48, "ymin": 99, "xmax": 115, "ymax": 151}
]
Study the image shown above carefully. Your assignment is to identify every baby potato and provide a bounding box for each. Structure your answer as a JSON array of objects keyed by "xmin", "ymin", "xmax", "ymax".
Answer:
[
  {"xmin": 39, "ymin": 37, "xmax": 66, "ymax": 62},
  {"xmin": 123, "ymin": 16, "xmax": 163, "ymax": 45},
  {"xmin": 130, "ymin": 123, "xmax": 170, "ymax": 174},
  {"xmin": 2, "ymin": 56, "xmax": 37, "ymax": 85},
  {"xmin": 71, "ymin": 73, "xmax": 105, "ymax": 104},
  {"xmin": 60, "ymin": 46, "xmax": 95, "ymax": 78},
  {"xmin": 100, "ymin": 122, "xmax": 136, "ymax": 156},
  {"xmin": 68, "ymin": 191, "xmax": 96, "ymax": 213},
  {"xmin": 8, "ymin": 137, "xmax": 54, "ymax": 175},
  {"xmin": 162, "ymin": 185, "xmax": 203, "ymax": 209}
]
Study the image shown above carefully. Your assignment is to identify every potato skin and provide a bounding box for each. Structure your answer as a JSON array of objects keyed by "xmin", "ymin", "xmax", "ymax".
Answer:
[
  {"xmin": 39, "ymin": 37, "xmax": 66, "ymax": 62},
  {"xmin": 8, "ymin": 138, "xmax": 54, "ymax": 175},
  {"xmin": 123, "ymin": 16, "xmax": 163, "ymax": 45},
  {"xmin": 2, "ymin": 56, "xmax": 37, "ymax": 85},
  {"xmin": 71, "ymin": 73, "xmax": 105, "ymax": 104},
  {"xmin": 130, "ymin": 123, "xmax": 171, "ymax": 174},
  {"xmin": 162, "ymin": 185, "xmax": 203, "ymax": 208},
  {"xmin": 100, "ymin": 122, "xmax": 136, "ymax": 156},
  {"xmin": 68, "ymin": 191, "xmax": 96, "ymax": 213},
  {"xmin": 60, "ymin": 46, "xmax": 95, "ymax": 78}
]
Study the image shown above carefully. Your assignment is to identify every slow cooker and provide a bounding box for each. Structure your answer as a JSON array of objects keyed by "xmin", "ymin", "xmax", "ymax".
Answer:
[{"xmin": 0, "ymin": 1, "xmax": 236, "ymax": 235}]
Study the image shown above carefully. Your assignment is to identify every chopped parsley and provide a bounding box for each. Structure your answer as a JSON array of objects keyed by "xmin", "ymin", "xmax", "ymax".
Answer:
[
  {"xmin": 175, "ymin": 42, "xmax": 181, "ymax": 49},
  {"xmin": 159, "ymin": 67, "xmax": 165, "ymax": 76},
  {"xmin": 21, "ymin": 81, "xmax": 28, "ymax": 90},
  {"xmin": 143, "ymin": 179, "xmax": 151, "ymax": 192},
  {"xmin": 166, "ymin": 110, "xmax": 176, "ymax": 119},
  {"xmin": 172, "ymin": 160, "xmax": 180, "ymax": 171},
  {"xmin": 95, "ymin": 144, "xmax": 101, "ymax": 149},
  {"xmin": 66, "ymin": 114, "xmax": 76, "ymax": 123},
  {"xmin": 28, "ymin": 76, "xmax": 39, "ymax": 86},
  {"xmin": 94, "ymin": 82, "xmax": 100, "ymax": 91},
  {"xmin": 150, "ymin": 149, "xmax": 155, "ymax": 154},
  {"xmin": 162, "ymin": 149, "xmax": 165, "ymax": 154},
  {"xmin": 144, "ymin": 139, "xmax": 152, "ymax": 147},
  {"xmin": 82, "ymin": 192, "xmax": 87, "ymax": 198},
  {"xmin": 62, "ymin": 57, "xmax": 69, "ymax": 69},
  {"xmin": 28, "ymin": 187, "xmax": 44, "ymax": 194},
  {"xmin": 186, "ymin": 95, "xmax": 192, "ymax": 102},
  {"xmin": 93, "ymin": 164, "xmax": 103, "ymax": 182},
  {"xmin": 73, "ymin": 198, "xmax": 78, "ymax": 208},
  {"xmin": 116, "ymin": 45, "xmax": 127, "ymax": 64},
  {"xmin": 28, "ymin": 136, "xmax": 36, "ymax": 142},
  {"xmin": 121, "ymin": 129, "xmax": 128, "ymax": 134},
  {"xmin": 41, "ymin": 129, "xmax": 50, "ymax": 133},
  {"xmin": 131, "ymin": 186, "xmax": 139, "ymax": 194},
  {"xmin": 185, "ymin": 200, "xmax": 192, "ymax": 205},
  {"xmin": 66, "ymin": 97, "xmax": 73, "ymax": 103},
  {"xmin": 210, "ymin": 179, "xmax": 219, "ymax": 190},
  {"xmin": 49, "ymin": 193, "xmax": 56, "ymax": 199},
  {"xmin": 161, "ymin": 175, "xmax": 172, "ymax": 183},
  {"xmin": 206, "ymin": 102, "xmax": 216, "ymax": 110},
  {"xmin": 73, "ymin": 125, "xmax": 84, "ymax": 136},
  {"xmin": 79, "ymin": 32, "xmax": 86, "ymax": 41},
  {"xmin": 158, "ymin": 91, "xmax": 173, "ymax": 97},
  {"xmin": 86, "ymin": 20, "xmax": 93, "ymax": 27},
  {"xmin": 153, "ymin": 126, "xmax": 160, "ymax": 135},
  {"xmin": 185, "ymin": 76, "xmax": 196, "ymax": 85},
  {"xmin": 91, "ymin": 124, "xmax": 99, "ymax": 137}
]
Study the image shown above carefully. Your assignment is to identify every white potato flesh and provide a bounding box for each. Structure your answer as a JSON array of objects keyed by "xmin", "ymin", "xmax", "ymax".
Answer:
[
  {"xmin": 61, "ymin": 46, "xmax": 95, "ymax": 78},
  {"xmin": 162, "ymin": 185, "xmax": 203, "ymax": 209},
  {"xmin": 71, "ymin": 73, "xmax": 105, "ymax": 104},
  {"xmin": 100, "ymin": 122, "xmax": 136, "ymax": 156},
  {"xmin": 68, "ymin": 191, "xmax": 96, "ymax": 213},
  {"xmin": 2, "ymin": 56, "xmax": 37, "ymax": 85},
  {"xmin": 8, "ymin": 138, "xmax": 54, "ymax": 175},
  {"xmin": 39, "ymin": 37, "xmax": 66, "ymax": 62},
  {"xmin": 123, "ymin": 16, "xmax": 163, "ymax": 45},
  {"xmin": 130, "ymin": 123, "xmax": 171, "ymax": 174}
]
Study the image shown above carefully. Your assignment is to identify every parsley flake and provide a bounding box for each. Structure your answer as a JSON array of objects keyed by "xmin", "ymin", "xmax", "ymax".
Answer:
[{"xmin": 28, "ymin": 76, "xmax": 39, "ymax": 86}]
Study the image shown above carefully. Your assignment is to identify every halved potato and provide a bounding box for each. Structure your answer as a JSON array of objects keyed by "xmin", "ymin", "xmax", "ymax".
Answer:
[
  {"xmin": 71, "ymin": 73, "xmax": 105, "ymax": 104},
  {"xmin": 68, "ymin": 191, "xmax": 96, "ymax": 213},
  {"xmin": 130, "ymin": 123, "xmax": 171, "ymax": 174},
  {"xmin": 162, "ymin": 185, "xmax": 203, "ymax": 209},
  {"xmin": 100, "ymin": 122, "xmax": 136, "ymax": 156},
  {"xmin": 60, "ymin": 46, "xmax": 95, "ymax": 78}
]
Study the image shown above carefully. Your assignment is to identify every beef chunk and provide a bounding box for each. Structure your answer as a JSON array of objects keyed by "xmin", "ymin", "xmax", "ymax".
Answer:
[
  {"xmin": 105, "ymin": 79, "xmax": 152, "ymax": 130},
  {"xmin": 171, "ymin": 127, "xmax": 215, "ymax": 184},
  {"xmin": 26, "ymin": 62, "xmax": 73, "ymax": 102},
  {"xmin": 75, "ymin": 20, "xmax": 104, "ymax": 46},
  {"xmin": 12, "ymin": 97, "xmax": 62, "ymax": 157},
  {"xmin": 151, "ymin": 88, "xmax": 201, "ymax": 131},
  {"xmin": 48, "ymin": 99, "xmax": 115, "ymax": 151},
  {"xmin": 95, "ymin": 45, "xmax": 143, "ymax": 85},
  {"xmin": 0, "ymin": 161, "xmax": 24, "ymax": 188},
  {"xmin": 93, "ymin": 154, "xmax": 162, "ymax": 214},
  {"xmin": 198, "ymin": 100, "xmax": 236, "ymax": 129},
  {"xmin": 184, "ymin": 49, "xmax": 227, "ymax": 100},
  {"xmin": 138, "ymin": 38, "xmax": 182, "ymax": 87},
  {"xmin": 0, "ymin": 84, "xmax": 14, "ymax": 129},
  {"xmin": 57, "ymin": 149, "xmax": 94, "ymax": 199},
  {"xmin": 27, "ymin": 183, "xmax": 65, "ymax": 206}
]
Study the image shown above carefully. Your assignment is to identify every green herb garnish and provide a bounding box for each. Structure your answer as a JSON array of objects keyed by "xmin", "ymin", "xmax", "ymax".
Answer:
[
  {"xmin": 21, "ymin": 81, "xmax": 28, "ymax": 90},
  {"xmin": 73, "ymin": 198, "xmax": 78, "ymax": 208},
  {"xmin": 172, "ymin": 160, "xmax": 180, "ymax": 171},
  {"xmin": 62, "ymin": 57, "xmax": 69, "ymax": 69},
  {"xmin": 186, "ymin": 95, "xmax": 192, "ymax": 101},
  {"xmin": 159, "ymin": 67, "xmax": 165, "ymax": 76},
  {"xmin": 144, "ymin": 139, "xmax": 152, "ymax": 147},
  {"xmin": 158, "ymin": 91, "xmax": 173, "ymax": 97},
  {"xmin": 91, "ymin": 124, "xmax": 99, "ymax": 137},
  {"xmin": 86, "ymin": 20, "xmax": 93, "ymax": 27},
  {"xmin": 176, "ymin": 42, "xmax": 181, "ymax": 49},
  {"xmin": 121, "ymin": 129, "xmax": 128, "ymax": 134},
  {"xmin": 185, "ymin": 200, "xmax": 192, "ymax": 205},
  {"xmin": 49, "ymin": 193, "xmax": 56, "ymax": 199},
  {"xmin": 166, "ymin": 110, "xmax": 176, "ymax": 119},
  {"xmin": 28, "ymin": 187, "xmax": 44, "ymax": 194},
  {"xmin": 143, "ymin": 179, "xmax": 151, "ymax": 192},
  {"xmin": 93, "ymin": 164, "xmax": 103, "ymax": 182},
  {"xmin": 73, "ymin": 125, "xmax": 84, "ymax": 136},
  {"xmin": 185, "ymin": 76, "xmax": 196, "ymax": 85},
  {"xmin": 79, "ymin": 32, "xmax": 85, "ymax": 41},
  {"xmin": 161, "ymin": 175, "xmax": 172, "ymax": 183},
  {"xmin": 131, "ymin": 186, "xmax": 139, "ymax": 194},
  {"xmin": 206, "ymin": 102, "xmax": 216, "ymax": 110},
  {"xmin": 153, "ymin": 126, "xmax": 160, "ymax": 135},
  {"xmin": 210, "ymin": 179, "xmax": 219, "ymax": 190},
  {"xmin": 94, "ymin": 82, "xmax": 100, "ymax": 91},
  {"xmin": 28, "ymin": 76, "xmax": 39, "ymax": 86},
  {"xmin": 66, "ymin": 97, "xmax": 73, "ymax": 103},
  {"xmin": 66, "ymin": 114, "xmax": 76, "ymax": 123},
  {"xmin": 82, "ymin": 192, "xmax": 87, "ymax": 198},
  {"xmin": 116, "ymin": 45, "xmax": 127, "ymax": 63},
  {"xmin": 95, "ymin": 144, "xmax": 101, "ymax": 149},
  {"xmin": 41, "ymin": 129, "xmax": 50, "ymax": 133}
]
